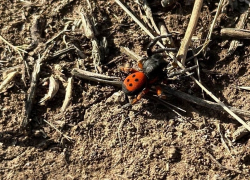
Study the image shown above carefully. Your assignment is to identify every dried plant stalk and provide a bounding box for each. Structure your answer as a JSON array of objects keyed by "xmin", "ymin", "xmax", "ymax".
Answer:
[
  {"xmin": 227, "ymin": 11, "xmax": 248, "ymax": 56},
  {"xmin": 71, "ymin": 68, "xmax": 121, "ymax": 87},
  {"xmin": 92, "ymin": 39, "xmax": 102, "ymax": 73},
  {"xmin": 43, "ymin": 119, "xmax": 73, "ymax": 141},
  {"xmin": 221, "ymin": 28, "xmax": 250, "ymax": 39},
  {"xmin": 120, "ymin": 47, "xmax": 143, "ymax": 62},
  {"xmin": 80, "ymin": 10, "xmax": 94, "ymax": 39},
  {"xmin": 158, "ymin": 22, "xmax": 175, "ymax": 47},
  {"xmin": 0, "ymin": 71, "xmax": 18, "ymax": 93},
  {"xmin": 61, "ymin": 77, "xmax": 73, "ymax": 112},
  {"xmin": 176, "ymin": 0, "xmax": 203, "ymax": 64},
  {"xmin": 22, "ymin": 44, "xmax": 54, "ymax": 128},
  {"xmin": 0, "ymin": 35, "xmax": 27, "ymax": 54},
  {"xmin": 206, "ymin": 0, "xmax": 226, "ymax": 42},
  {"xmin": 237, "ymin": 86, "xmax": 250, "ymax": 91},
  {"xmin": 232, "ymin": 121, "xmax": 250, "ymax": 141},
  {"xmin": 142, "ymin": 0, "xmax": 160, "ymax": 34},
  {"xmin": 39, "ymin": 76, "xmax": 59, "ymax": 105}
]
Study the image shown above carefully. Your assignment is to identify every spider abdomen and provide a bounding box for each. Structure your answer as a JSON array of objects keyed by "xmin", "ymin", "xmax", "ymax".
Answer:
[{"xmin": 122, "ymin": 72, "xmax": 147, "ymax": 96}]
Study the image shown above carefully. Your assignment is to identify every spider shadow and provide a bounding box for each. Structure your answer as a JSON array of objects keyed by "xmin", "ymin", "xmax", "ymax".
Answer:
[{"xmin": 128, "ymin": 91, "xmax": 246, "ymax": 132}]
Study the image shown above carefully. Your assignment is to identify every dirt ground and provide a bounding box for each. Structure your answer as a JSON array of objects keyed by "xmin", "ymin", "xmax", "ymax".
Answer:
[{"xmin": 1, "ymin": 0, "xmax": 250, "ymax": 179}]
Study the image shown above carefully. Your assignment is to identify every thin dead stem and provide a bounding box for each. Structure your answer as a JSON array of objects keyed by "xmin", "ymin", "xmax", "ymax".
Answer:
[
  {"xmin": 44, "ymin": 119, "xmax": 73, "ymax": 141},
  {"xmin": 176, "ymin": 0, "xmax": 203, "ymax": 64},
  {"xmin": 0, "ymin": 35, "xmax": 28, "ymax": 54}
]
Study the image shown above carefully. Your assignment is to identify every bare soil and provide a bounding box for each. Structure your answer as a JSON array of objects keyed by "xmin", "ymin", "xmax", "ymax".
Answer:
[{"xmin": 0, "ymin": 0, "xmax": 250, "ymax": 179}]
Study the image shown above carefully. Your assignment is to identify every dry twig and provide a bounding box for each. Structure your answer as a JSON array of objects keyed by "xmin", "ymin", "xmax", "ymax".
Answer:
[
  {"xmin": 0, "ymin": 35, "xmax": 28, "ymax": 54},
  {"xmin": 49, "ymin": 46, "xmax": 76, "ymax": 59},
  {"xmin": 221, "ymin": 28, "xmax": 250, "ymax": 39},
  {"xmin": 141, "ymin": 0, "xmax": 160, "ymax": 34},
  {"xmin": 227, "ymin": 11, "xmax": 249, "ymax": 56},
  {"xmin": 61, "ymin": 77, "xmax": 74, "ymax": 112},
  {"xmin": 205, "ymin": 0, "xmax": 226, "ymax": 44},
  {"xmin": 176, "ymin": 0, "xmax": 203, "ymax": 64},
  {"xmin": 158, "ymin": 22, "xmax": 175, "ymax": 47},
  {"xmin": 43, "ymin": 119, "xmax": 73, "ymax": 141},
  {"xmin": 232, "ymin": 85, "xmax": 250, "ymax": 91},
  {"xmin": 0, "ymin": 71, "xmax": 19, "ymax": 93},
  {"xmin": 120, "ymin": 47, "xmax": 143, "ymax": 62},
  {"xmin": 232, "ymin": 121, "xmax": 250, "ymax": 141},
  {"xmin": 71, "ymin": 68, "xmax": 121, "ymax": 87},
  {"xmin": 39, "ymin": 76, "xmax": 59, "ymax": 105},
  {"xmin": 22, "ymin": 44, "xmax": 54, "ymax": 128}
]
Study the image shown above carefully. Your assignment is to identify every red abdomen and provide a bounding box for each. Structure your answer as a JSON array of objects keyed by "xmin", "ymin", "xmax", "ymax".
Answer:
[{"xmin": 122, "ymin": 72, "xmax": 147, "ymax": 96}]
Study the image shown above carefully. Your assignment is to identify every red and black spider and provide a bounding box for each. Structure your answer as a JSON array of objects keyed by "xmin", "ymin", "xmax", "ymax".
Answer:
[{"xmin": 120, "ymin": 35, "xmax": 176, "ymax": 104}]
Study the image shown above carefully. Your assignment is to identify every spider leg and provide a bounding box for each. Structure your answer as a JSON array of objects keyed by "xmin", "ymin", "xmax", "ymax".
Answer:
[
  {"xmin": 147, "ymin": 34, "xmax": 173, "ymax": 56},
  {"xmin": 167, "ymin": 65, "xmax": 198, "ymax": 77},
  {"xmin": 137, "ymin": 61, "xmax": 144, "ymax": 69},
  {"xmin": 131, "ymin": 87, "xmax": 150, "ymax": 104},
  {"xmin": 131, "ymin": 85, "xmax": 166, "ymax": 104},
  {"xmin": 120, "ymin": 66, "xmax": 139, "ymax": 73},
  {"xmin": 155, "ymin": 85, "xmax": 166, "ymax": 99},
  {"xmin": 151, "ymin": 48, "xmax": 177, "ymax": 54}
]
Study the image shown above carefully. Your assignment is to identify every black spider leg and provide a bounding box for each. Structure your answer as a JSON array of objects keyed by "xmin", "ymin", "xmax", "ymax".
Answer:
[{"xmin": 147, "ymin": 35, "xmax": 177, "ymax": 57}]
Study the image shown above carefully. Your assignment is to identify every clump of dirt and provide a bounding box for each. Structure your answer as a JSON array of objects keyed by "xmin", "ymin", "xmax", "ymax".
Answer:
[{"xmin": 0, "ymin": 0, "xmax": 250, "ymax": 179}]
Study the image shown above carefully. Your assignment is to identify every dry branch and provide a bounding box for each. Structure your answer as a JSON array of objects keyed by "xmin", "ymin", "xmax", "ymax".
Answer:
[
  {"xmin": 176, "ymin": 0, "xmax": 203, "ymax": 64},
  {"xmin": 142, "ymin": 0, "xmax": 160, "ymax": 34},
  {"xmin": 120, "ymin": 47, "xmax": 143, "ymax": 62},
  {"xmin": 39, "ymin": 76, "xmax": 59, "ymax": 105},
  {"xmin": 22, "ymin": 44, "xmax": 54, "ymax": 128},
  {"xmin": 227, "ymin": 11, "xmax": 249, "ymax": 56},
  {"xmin": 71, "ymin": 68, "xmax": 121, "ymax": 87},
  {"xmin": 0, "ymin": 71, "xmax": 19, "ymax": 93},
  {"xmin": 80, "ymin": 10, "xmax": 94, "ymax": 39},
  {"xmin": 158, "ymin": 22, "xmax": 175, "ymax": 47},
  {"xmin": 232, "ymin": 121, "xmax": 250, "ymax": 141},
  {"xmin": 61, "ymin": 77, "xmax": 74, "ymax": 112},
  {"xmin": 221, "ymin": 28, "xmax": 250, "ymax": 39},
  {"xmin": 43, "ymin": 119, "xmax": 73, "ymax": 141}
]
